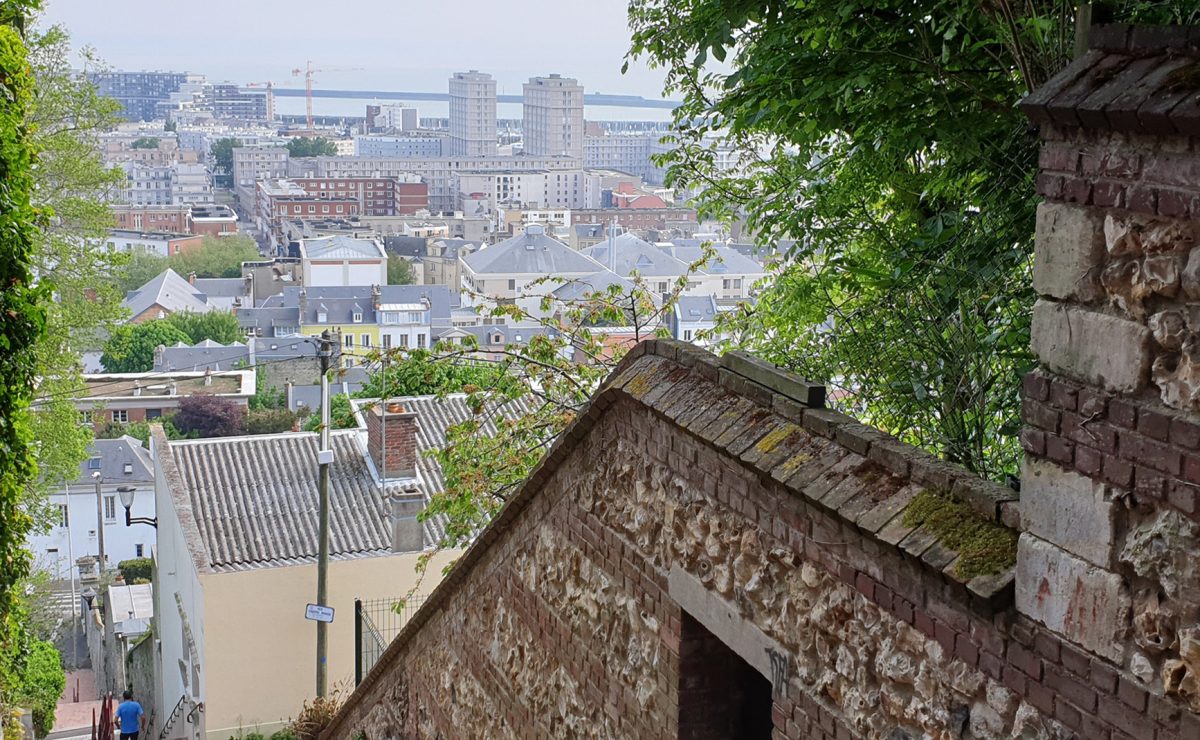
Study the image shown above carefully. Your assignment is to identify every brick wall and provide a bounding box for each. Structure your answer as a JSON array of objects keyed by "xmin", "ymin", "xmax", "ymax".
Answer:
[{"xmin": 365, "ymin": 402, "xmax": 417, "ymax": 479}]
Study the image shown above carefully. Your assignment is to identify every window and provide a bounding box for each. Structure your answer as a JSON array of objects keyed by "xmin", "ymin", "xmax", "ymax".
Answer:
[
  {"xmin": 417, "ymin": 333, "xmax": 426, "ymax": 348},
  {"xmin": 112, "ymin": 409, "xmax": 129, "ymax": 423},
  {"xmin": 383, "ymin": 334, "xmax": 391, "ymax": 349},
  {"xmin": 684, "ymin": 329, "xmax": 693, "ymax": 341},
  {"xmin": 135, "ymin": 544, "xmax": 144, "ymax": 558},
  {"xmin": 104, "ymin": 496, "xmax": 116, "ymax": 521},
  {"xmin": 307, "ymin": 205, "xmax": 316, "ymax": 214},
  {"xmin": 80, "ymin": 410, "xmax": 94, "ymax": 425},
  {"xmin": 317, "ymin": 311, "xmax": 328, "ymax": 323},
  {"xmin": 146, "ymin": 408, "xmax": 162, "ymax": 420},
  {"xmin": 88, "ymin": 457, "xmax": 102, "ymax": 470},
  {"xmin": 344, "ymin": 357, "xmax": 354, "ymax": 368},
  {"xmin": 508, "ymin": 279, "xmax": 516, "ymax": 291},
  {"xmin": 58, "ymin": 505, "xmax": 69, "ymax": 528},
  {"xmin": 397, "ymin": 334, "xmax": 409, "ymax": 348},
  {"xmin": 344, "ymin": 334, "xmax": 354, "ymax": 348},
  {"xmin": 361, "ymin": 334, "xmax": 370, "ymax": 347},
  {"xmin": 408, "ymin": 311, "xmax": 423, "ymax": 323},
  {"xmin": 352, "ymin": 311, "xmax": 363, "ymax": 323}
]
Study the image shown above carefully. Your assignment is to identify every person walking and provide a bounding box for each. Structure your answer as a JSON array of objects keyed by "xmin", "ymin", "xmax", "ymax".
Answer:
[{"xmin": 114, "ymin": 689, "xmax": 145, "ymax": 740}]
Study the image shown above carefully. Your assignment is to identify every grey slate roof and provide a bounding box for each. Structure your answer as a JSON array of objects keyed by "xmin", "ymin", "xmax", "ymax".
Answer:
[
  {"xmin": 674, "ymin": 295, "xmax": 720, "ymax": 323},
  {"xmin": 168, "ymin": 393, "xmax": 537, "ymax": 572},
  {"xmin": 663, "ymin": 244, "xmax": 766, "ymax": 275},
  {"xmin": 276, "ymin": 285, "xmax": 456, "ymax": 327},
  {"xmin": 123, "ymin": 269, "xmax": 214, "ymax": 317},
  {"xmin": 383, "ymin": 236, "xmax": 428, "ymax": 258},
  {"xmin": 551, "ymin": 270, "xmax": 638, "ymax": 302},
  {"xmin": 77, "ymin": 436, "xmax": 154, "ymax": 486},
  {"xmin": 300, "ymin": 235, "xmax": 386, "ymax": 260},
  {"xmin": 461, "ymin": 225, "xmax": 604, "ymax": 275},
  {"xmin": 154, "ymin": 341, "xmax": 250, "ymax": 372},
  {"xmin": 236, "ymin": 306, "xmax": 301, "ymax": 336},
  {"xmin": 581, "ymin": 233, "xmax": 693, "ymax": 278},
  {"xmin": 192, "ymin": 277, "xmax": 244, "ymax": 300}
]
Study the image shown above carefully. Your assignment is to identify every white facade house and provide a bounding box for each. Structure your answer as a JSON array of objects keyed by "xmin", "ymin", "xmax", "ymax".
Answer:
[
  {"xmin": 31, "ymin": 437, "xmax": 156, "ymax": 583},
  {"xmin": 460, "ymin": 224, "xmax": 605, "ymax": 319},
  {"xmin": 299, "ymin": 235, "xmax": 388, "ymax": 287},
  {"xmin": 378, "ymin": 300, "xmax": 433, "ymax": 350}
]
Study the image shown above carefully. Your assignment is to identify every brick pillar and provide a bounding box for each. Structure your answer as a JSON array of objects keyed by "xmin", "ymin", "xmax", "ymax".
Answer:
[
  {"xmin": 365, "ymin": 400, "xmax": 418, "ymax": 479},
  {"xmin": 1018, "ymin": 24, "xmax": 1200, "ymax": 704}
]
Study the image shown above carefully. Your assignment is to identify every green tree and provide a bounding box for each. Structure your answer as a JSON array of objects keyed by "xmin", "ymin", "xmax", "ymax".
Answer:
[
  {"xmin": 210, "ymin": 137, "xmax": 238, "ymax": 187},
  {"xmin": 117, "ymin": 558, "xmax": 153, "ymax": 582},
  {"xmin": 24, "ymin": 20, "xmax": 128, "ymax": 521},
  {"xmin": 130, "ymin": 136, "xmax": 158, "ymax": 149},
  {"xmin": 286, "ymin": 136, "xmax": 337, "ymax": 158},
  {"xmin": 357, "ymin": 349, "xmax": 507, "ymax": 398},
  {"xmin": 303, "ymin": 393, "xmax": 356, "ymax": 432},
  {"xmin": 166, "ymin": 310, "xmax": 243, "ymax": 345},
  {"xmin": 247, "ymin": 407, "xmax": 297, "ymax": 435},
  {"xmin": 387, "ymin": 255, "xmax": 415, "ymax": 285},
  {"xmin": 0, "ymin": 1, "xmax": 49, "ymax": 641},
  {"xmin": 101, "ymin": 322, "xmax": 191, "ymax": 373},
  {"xmin": 169, "ymin": 234, "xmax": 258, "ymax": 279},
  {"xmin": 625, "ymin": 0, "xmax": 1198, "ymax": 479},
  {"xmin": 116, "ymin": 250, "xmax": 169, "ymax": 293}
]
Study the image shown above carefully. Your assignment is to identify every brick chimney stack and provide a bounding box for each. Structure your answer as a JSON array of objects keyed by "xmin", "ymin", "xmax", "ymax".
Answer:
[
  {"xmin": 1018, "ymin": 24, "xmax": 1200, "ymax": 695},
  {"xmin": 365, "ymin": 399, "xmax": 418, "ymax": 480}
]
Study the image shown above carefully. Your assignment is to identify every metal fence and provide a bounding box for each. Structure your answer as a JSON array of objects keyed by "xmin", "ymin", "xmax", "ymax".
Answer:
[{"xmin": 354, "ymin": 594, "xmax": 428, "ymax": 684}]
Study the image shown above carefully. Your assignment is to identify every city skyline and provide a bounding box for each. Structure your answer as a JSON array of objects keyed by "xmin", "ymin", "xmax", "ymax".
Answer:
[{"xmin": 37, "ymin": 0, "xmax": 668, "ymax": 101}]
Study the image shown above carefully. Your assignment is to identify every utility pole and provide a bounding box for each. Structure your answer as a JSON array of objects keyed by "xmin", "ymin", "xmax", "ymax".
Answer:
[
  {"xmin": 92, "ymin": 472, "xmax": 106, "ymax": 577},
  {"xmin": 315, "ymin": 330, "xmax": 334, "ymax": 697}
]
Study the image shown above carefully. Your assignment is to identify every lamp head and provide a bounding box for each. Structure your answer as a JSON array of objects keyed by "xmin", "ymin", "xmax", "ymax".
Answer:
[
  {"xmin": 91, "ymin": 471, "xmax": 101, "ymax": 480},
  {"xmin": 117, "ymin": 486, "xmax": 136, "ymax": 509}
]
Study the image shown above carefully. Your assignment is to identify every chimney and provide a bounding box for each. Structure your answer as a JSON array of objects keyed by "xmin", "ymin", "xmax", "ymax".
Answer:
[
  {"xmin": 187, "ymin": 271, "xmax": 197, "ymax": 286},
  {"xmin": 203, "ymin": 369, "xmax": 212, "ymax": 387},
  {"xmin": 298, "ymin": 288, "xmax": 307, "ymax": 318},
  {"xmin": 389, "ymin": 482, "xmax": 425, "ymax": 553},
  {"xmin": 365, "ymin": 399, "xmax": 418, "ymax": 480},
  {"xmin": 153, "ymin": 344, "xmax": 166, "ymax": 370},
  {"xmin": 371, "ymin": 284, "xmax": 381, "ymax": 311}
]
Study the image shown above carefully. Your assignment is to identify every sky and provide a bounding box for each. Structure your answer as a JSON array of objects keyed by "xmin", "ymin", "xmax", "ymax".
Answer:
[{"xmin": 38, "ymin": 0, "xmax": 669, "ymax": 101}]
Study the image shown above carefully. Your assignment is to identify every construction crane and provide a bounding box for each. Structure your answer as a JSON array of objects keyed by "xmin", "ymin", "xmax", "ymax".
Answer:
[
  {"xmin": 292, "ymin": 61, "xmax": 364, "ymax": 131},
  {"xmin": 245, "ymin": 81, "xmax": 276, "ymax": 123}
]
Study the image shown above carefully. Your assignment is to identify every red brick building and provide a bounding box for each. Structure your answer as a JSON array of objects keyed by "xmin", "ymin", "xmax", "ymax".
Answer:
[
  {"xmin": 112, "ymin": 204, "xmax": 238, "ymax": 237},
  {"xmin": 289, "ymin": 177, "xmax": 430, "ymax": 216},
  {"xmin": 572, "ymin": 207, "xmax": 698, "ymax": 232}
]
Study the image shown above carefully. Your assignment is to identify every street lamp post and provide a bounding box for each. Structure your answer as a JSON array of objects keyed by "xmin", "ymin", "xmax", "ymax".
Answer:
[
  {"xmin": 118, "ymin": 486, "xmax": 156, "ymax": 529},
  {"xmin": 92, "ymin": 472, "xmax": 105, "ymax": 577}
]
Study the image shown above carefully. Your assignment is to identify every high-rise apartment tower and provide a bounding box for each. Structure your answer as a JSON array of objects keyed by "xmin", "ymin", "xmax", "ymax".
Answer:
[
  {"xmin": 448, "ymin": 71, "xmax": 497, "ymax": 157},
  {"xmin": 522, "ymin": 74, "xmax": 585, "ymax": 161}
]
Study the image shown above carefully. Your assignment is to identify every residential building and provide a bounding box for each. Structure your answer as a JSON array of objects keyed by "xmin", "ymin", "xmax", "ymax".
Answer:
[
  {"xmin": 113, "ymin": 204, "xmax": 238, "ymax": 237},
  {"xmin": 30, "ymin": 437, "xmax": 155, "ymax": 583},
  {"xmin": 448, "ymin": 70, "xmax": 497, "ymax": 157},
  {"xmin": 453, "ymin": 169, "xmax": 585, "ymax": 214},
  {"xmin": 460, "ymin": 224, "xmax": 605, "ymax": 318},
  {"xmin": 73, "ymin": 370, "xmax": 255, "ymax": 433},
  {"xmin": 581, "ymin": 231, "xmax": 696, "ymax": 294},
  {"xmin": 289, "ymin": 176, "xmax": 429, "ymax": 216},
  {"xmin": 290, "ymin": 154, "xmax": 580, "ymax": 213},
  {"xmin": 149, "ymin": 389, "xmax": 541, "ymax": 736},
  {"xmin": 661, "ymin": 243, "xmax": 766, "ymax": 300},
  {"xmin": 522, "ymin": 74, "xmax": 584, "ymax": 161},
  {"xmin": 170, "ymin": 163, "xmax": 214, "ymax": 205},
  {"xmin": 373, "ymin": 103, "xmax": 418, "ymax": 132},
  {"xmin": 232, "ymin": 145, "xmax": 290, "ymax": 189},
  {"xmin": 584, "ymin": 131, "xmax": 670, "ymax": 183},
  {"xmin": 154, "ymin": 336, "xmax": 327, "ymax": 391},
  {"xmin": 421, "ymin": 238, "xmax": 480, "ymax": 289},
  {"xmin": 188, "ymin": 205, "xmax": 239, "ymax": 237},
  {"xmin": 115, "ymin": 161, "xmax": 213, "ymax": 206},
  {"xmin": 665, "ymin": 294, "xmax": 728, "ymax": 345},
  {"xmin": 355, "ymin": 134, "xmax": 445, "ymax": 158},
  {"xmin": 571, "ymin": 207, "xmax": 699, "ymax": 234},
  {"xmin": 92, "ymin": 71, "xmax": 195, "ymax": 121},
  {"xmin": 122, "ymin": 269, "xmax": 237, "ymax": 322},
  {"xmin": 104, "ymin": 230, "xmax": 204, "ymax": 258},
  {"xmin": 299, "ymin": 235, "xmax": 388, "ymax": 287}
]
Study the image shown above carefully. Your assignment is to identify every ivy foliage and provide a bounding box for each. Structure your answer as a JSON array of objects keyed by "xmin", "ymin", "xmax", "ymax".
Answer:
[
  {"xmin": 626, "ymin": 0, "xmax": 1198, "ymax": 479},
  {"xmin": 0, "ymin": 0, "xmax": 48, "ymax": 633}
]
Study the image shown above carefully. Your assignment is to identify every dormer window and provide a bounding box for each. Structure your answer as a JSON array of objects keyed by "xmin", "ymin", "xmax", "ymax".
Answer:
[
  {"xmin": 317, "ymin": 311, "xmax": 328, "ymax": 323},
  {"xmin": 353, "ymin": 311, "xmax": 363, "ymax": 323}
]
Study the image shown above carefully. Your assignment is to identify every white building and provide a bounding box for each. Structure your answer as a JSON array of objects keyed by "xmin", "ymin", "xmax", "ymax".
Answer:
[
  {"xmin": 523, "ymin": 75, "xmax": 584, "ymax": 161},
  {"xmin": 31, "ymin": 437, "xmax": 156, "ymax": 583},
  {"xmin": 299, "ymin": 234, "xmax": 388, "ymax": 287},
  {"xmin": 448, "ymin": 70, "xmax": 497, "ymax": 158},
  {"xmin": 460, "ymin": 224, "xmax": 605, "ymax": 318},
  {"xmin": 231, "ymin": 145, "xmax": 289, "ymax": 189},
  {"xmin": 169, "ymin": 162, "xmax": 214, "ymax": 205},
  {"xmin": 354, "ymin": 134, "xmax": 445, "ymax": 158},
  {"xmin": 584, "ymin": 132, "xmax": 671, "ymax": 184},
  {"xmin": 375, "ymin": 103, "xmax": 418, "ymax": 132}
]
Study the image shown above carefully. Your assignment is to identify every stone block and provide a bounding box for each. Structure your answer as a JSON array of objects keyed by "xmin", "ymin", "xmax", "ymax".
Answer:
[
  {"xmin": 1034, "ymin": 203, "xmax": 1106, "ymax": 301},
  {"xmin": 1030, "ymin": 300, "xmax": 1152, "ymax": 394},
  {"xmin": 1015, "ymin": 534, "xmax": 1129, "ymax": 663},
  {"xmin": 1020, "ymin": 458, "xmax": 1116, "ymax": 568}
]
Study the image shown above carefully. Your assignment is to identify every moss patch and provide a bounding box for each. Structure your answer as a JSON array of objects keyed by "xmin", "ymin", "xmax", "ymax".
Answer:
[
  {"xmin": 755, "ymin": 425, "xmax": 793, "ymax": 454},
  {"xmin": 901, "ymin": 489, "xmax": 1018, "ymax": 580}
]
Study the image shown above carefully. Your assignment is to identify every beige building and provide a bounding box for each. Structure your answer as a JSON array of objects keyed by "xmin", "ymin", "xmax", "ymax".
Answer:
[
  {"xmin": 448, "ymin": 70, "xmax": 496, "ymax": 158},
  {"xmin": 523, "ymin": 74, "xmax": 585, "ymax": 161}
]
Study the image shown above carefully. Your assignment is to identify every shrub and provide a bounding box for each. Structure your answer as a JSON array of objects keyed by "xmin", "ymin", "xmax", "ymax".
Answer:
[
  {"xmin": 289, "ymin": 686, "xmax": 345, "ymax": 740},
  {"xmin": 117, "ymin": 558, "xmax": 153, "ymax": 582},
  {"xmin": 246, "ymin": 408, "xmax": 296, "ymax": 435},
  {"xmin": 172, "ymin": 396, "xmax": 245, "ymax": 438}
]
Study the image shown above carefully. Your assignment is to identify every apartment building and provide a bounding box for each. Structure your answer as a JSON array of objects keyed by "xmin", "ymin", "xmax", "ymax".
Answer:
[
  {"xmin": 288, "ymin": 154, "xmax": 580, "ymax": 212},
  {"xmin": 354, "ymin": 134, "xmax": 445, "ymax": 158},
  {"xmin": 449, "ymin": 70, "xmax": 497, "ymax": 158},
  {"xmin": 289, "ymin": 176, "xmax": 429, "ymax": 216},
  {"xmin": 92, "ymin": 71, "xmax": 195, "ymax": 121},
  {"xmin": 112, "ymin": 204, "xmax": 237, "ymax": 237},
  {"xmin": 104, "ymin": 230, "xmax": 204, "ymax": 258},
  {"xmin": 74, "ymin": 370, "xmax": 256, "ymax": 434},
  {"xmin": 453, "ymin": 170, "xmax": 585, "ymax": 212},
  {"xmin": 232, "ymin": 145, "xmax": 289, "ymax": 188},
  {"xmin": 522, "ymin": 75, "xmax": 585, "ymax": 161}
]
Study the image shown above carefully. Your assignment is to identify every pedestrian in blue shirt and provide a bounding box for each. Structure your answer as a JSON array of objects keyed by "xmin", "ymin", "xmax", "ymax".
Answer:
[{"xmin": 115, "ymin": 690, "xmax": 145, "ymax": 740}]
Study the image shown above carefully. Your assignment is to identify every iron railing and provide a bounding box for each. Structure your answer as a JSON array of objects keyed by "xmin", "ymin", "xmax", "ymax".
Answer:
[{"xmin": 354, "ymin": 594, "xmax": 427, "ymax": 684}]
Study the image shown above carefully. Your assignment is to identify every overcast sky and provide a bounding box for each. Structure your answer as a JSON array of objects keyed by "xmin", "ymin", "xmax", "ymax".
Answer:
[{"xmin": 38, "ymin": 0, "xmax": 668, "ymax": 99}]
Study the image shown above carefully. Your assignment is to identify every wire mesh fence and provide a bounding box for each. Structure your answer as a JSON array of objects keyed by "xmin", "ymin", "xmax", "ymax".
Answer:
[{"xmin": 354, "ymin": 593, "xmax": 428, "ymax": 684}]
